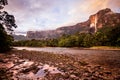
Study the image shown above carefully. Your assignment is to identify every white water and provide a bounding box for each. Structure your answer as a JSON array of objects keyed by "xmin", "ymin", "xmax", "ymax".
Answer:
[
  {"xmin": 94, "ymin": 14, "xmax": 98, "ymax": 32},
  {"xmin": 90, "ymin": 14, "xmax": 98, "ymax": 32}
]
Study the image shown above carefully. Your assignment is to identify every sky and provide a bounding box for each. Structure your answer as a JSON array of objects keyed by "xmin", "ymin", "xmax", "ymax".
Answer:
[{"xmin": 4, "ymin": 0, "xmax": 120, "ymax": 35}]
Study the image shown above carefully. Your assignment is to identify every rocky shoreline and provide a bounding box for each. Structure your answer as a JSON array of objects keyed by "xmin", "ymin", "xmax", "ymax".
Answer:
[{"xmin": 0, "ymin": 50, "xmax": 120, "ymax": 80}]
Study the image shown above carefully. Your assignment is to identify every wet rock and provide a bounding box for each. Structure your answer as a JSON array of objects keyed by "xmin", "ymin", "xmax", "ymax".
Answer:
[
  {"xmin": 70, "ymin": 74, "xmax": 76, "ymax": 78},
  {"xmin": 0, "ymin": 59, "xmax": 6, "ymax": 63},
  {"xmin": 1, "ymin": 50, "xmax": 120, "ymax": 80},
  {"xmin": 79, "ymin": 61, "xmax": 89, "ymax": 66},
  {"xmin": 45, "ymin": 73, "xmax": 64, "ymax": 80},
  {"xmin": 83, "ymin": 72, "xmax": 92, "ymax": 77},
  {"xmin": 63, "ymin": 73, "xmax": 69, "ymax": 79},
  {"xmin": 0, "ymin": 68, "xmax": 13, "ymax": 80},
  {"xmin": 104, "ymin": 71, "xmax": 112, "ymax": 75},
  {"xmin": 114, "ymin": 76, "xmax": 120, "ymax": 80},
  {"xmin": 20, "ymin": 65, "xmax": 39, "ymax": 74}
]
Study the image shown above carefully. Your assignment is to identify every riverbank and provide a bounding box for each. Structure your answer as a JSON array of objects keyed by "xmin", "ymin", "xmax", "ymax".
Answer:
[
  {"xmin": 14, "ymin": 46, "xmax": 120, "ymax": 51},
  {"xmin": 69, "ymin": 46, "xmax": 120, "ymax": 51},
  {"xmin": 89, "ymin": 46, "xmax": 120, "ymax": 50},
  {"xmin": 0, "ymin": 50, "xmax": 120, "ymax": 80}
]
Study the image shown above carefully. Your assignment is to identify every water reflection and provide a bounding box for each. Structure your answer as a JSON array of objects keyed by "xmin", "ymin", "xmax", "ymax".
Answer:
[{"xmin": 6, "ymin": 54, "xmax": 62, "ymax": 80}]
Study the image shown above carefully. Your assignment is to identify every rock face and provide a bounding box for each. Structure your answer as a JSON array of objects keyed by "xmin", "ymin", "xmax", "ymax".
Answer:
[
  {"xmin": 27, "ymin": 8, "xmax": 120, "ymax": 40},
  {"xmin": 89, "ymin": 8, "xmax": 120, "ymax": 33}
]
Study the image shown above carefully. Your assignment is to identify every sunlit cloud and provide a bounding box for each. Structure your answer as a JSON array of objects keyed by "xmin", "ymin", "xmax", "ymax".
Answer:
[{"xmin": 3, "ymin": 0, "xmax": 120, "ymax": 34}]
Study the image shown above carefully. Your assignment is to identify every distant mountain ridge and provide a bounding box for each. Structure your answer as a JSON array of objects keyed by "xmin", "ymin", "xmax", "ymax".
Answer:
[
  {"xmin": 12, "ymin": 34, "xmax": 27, "ymax": 41},
  {"xmin": 26, "ymin": 8, "xmax": 120, "ymax": 40}
]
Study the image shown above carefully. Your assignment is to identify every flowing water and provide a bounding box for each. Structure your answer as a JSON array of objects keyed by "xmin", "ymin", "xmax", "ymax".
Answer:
[
  {"xmin": 14, "ymin": 47, "xmax": 120, "ymax": 68},
  {"xmin": 14, "ymin": 47, "xmax": 119, "ymax": 54}
]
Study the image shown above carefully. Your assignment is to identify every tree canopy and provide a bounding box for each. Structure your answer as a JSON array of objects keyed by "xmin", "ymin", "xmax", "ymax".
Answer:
[{"xmin": 0, "ymin": 0, "xmax": 17, "ymax": 52}]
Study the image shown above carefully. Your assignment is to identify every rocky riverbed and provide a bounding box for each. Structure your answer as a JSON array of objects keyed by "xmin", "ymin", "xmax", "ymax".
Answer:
[{"xmin": 0, "ymin": 50, "xmax": 120, "ymax": 80}]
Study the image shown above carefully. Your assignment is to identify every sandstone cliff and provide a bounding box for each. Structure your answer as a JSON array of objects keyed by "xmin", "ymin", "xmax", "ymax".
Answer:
[{"xmin": 27, "ymin": 8, "xmax": 120, "ymax": 40}]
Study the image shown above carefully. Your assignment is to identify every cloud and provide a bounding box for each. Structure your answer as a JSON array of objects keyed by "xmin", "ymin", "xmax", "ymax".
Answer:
[
  {"xmin": 3, "ymin": 0, "xmax": 120, "ymax": 34},
  {"xmin": 63, "ymin": 0, "xmax": 120, "ymax": 25},
  {"xmin": 5, "ymin": 0, "xmax": 56, "ymax": 20},
  {"xmin": 4, "ymin": 0, "xmax": 58, "ymax": 31}
]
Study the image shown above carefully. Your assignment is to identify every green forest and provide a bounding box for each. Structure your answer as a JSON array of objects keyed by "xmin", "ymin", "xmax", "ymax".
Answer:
[{"xmin": 13, "ymin": 25, "xmax": 120, "ymax": 48}]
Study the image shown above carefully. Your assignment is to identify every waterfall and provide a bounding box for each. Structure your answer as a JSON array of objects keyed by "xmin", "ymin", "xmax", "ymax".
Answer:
[
  {"xmin": 94, "ymin": 14, "xmax": 97, "ymax": 32},
  {"xmin": 90, "ymin": 14, "xmax": 98, "ymax": 33}
]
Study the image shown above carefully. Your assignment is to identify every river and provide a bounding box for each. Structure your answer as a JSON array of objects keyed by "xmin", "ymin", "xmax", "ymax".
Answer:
[
  {"xmin": 14, "ymin": 47, "xmax": 120, "ymax": 54},
  {"xmin": 14, "ymin": 47, "xmax": 120, "ymax": 68}
]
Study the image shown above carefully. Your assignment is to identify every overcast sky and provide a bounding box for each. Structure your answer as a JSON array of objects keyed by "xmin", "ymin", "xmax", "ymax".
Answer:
[{"xmin": 4, "ymin": 0, "xmax": 120, "ymax": 35}]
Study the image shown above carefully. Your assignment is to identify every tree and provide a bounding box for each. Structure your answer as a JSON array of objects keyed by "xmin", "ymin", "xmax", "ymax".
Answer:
[
  {"xmin": 107, "ymin": 25, "xmax": 120, "ymax": 46},
  {"xmin": 0, "ymin": 24, "xmax": 12, "ymax": 52},
  {"xmin": 77, "ymin": 33, "xmax": 87, "ymax": 47},
  {"xmin": 0, "ymin": 0, "xmax": 8, "ymax": 9},
  {"xmin": 83, "ymin": 34, "xmax": 94, "ymax": 47},
  {"xmin": 93, "ymin": 32, "xmax": 108, "ymax": 46},
  {"xmin": 0, "ymin": 0, "xmax": 17, "ymax": 52}
]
